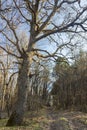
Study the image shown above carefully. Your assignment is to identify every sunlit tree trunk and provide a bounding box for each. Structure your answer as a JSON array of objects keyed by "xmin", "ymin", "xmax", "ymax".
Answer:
[{"xmin": 6, "ymin": 54, "xmax": 31, "ymax": 126}]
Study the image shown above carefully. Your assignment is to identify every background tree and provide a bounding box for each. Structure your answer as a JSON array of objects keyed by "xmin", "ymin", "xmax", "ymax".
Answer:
[
  {"xmin": 27, "ymin": 60, "xmax": 50, "ymax": 111},
  {"xmin": 51, "ymin": 50, "xmax": 87, "ymax": 111},
  {"xmin": 0, "ymin": 48, "xmax": 18, "ymax": 118}
]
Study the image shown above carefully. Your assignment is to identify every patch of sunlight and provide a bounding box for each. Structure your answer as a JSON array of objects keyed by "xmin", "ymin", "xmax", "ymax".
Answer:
[
  {"xmin": 79, "ymin": 116, "xmax": 87, "ymax": 125},
  {"xmin": 59, "ymin": 117, "xmax": 68, "ymax": 122}
]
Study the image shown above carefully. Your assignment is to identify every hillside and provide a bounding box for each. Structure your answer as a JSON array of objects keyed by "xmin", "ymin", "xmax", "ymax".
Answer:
[{"xmin": 0, "ymin": 107, "xmax": 87, "ymax": 130}]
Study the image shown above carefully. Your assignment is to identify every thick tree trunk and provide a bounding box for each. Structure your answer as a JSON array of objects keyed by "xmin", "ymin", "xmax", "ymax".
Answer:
[{"xmin": 6, "ymin": 56, "xmax": 30, "ymax": 126}]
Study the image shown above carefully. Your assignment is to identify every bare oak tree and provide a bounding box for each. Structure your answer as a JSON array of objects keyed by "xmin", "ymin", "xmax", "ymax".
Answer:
[{"xmin": 0, "ymin": 0, "xmax": 87, "ymax": 126}]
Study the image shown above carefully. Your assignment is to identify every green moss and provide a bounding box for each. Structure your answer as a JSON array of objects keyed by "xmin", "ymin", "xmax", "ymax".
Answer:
[{"xmin": 0, "ymin": 119, "xmax": 8, "ymax": 126}]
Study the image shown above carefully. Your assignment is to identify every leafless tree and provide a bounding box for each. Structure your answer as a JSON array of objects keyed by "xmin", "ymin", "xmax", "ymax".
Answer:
[{"xmin": 0, "ymin": 0, "xmax": 87, "ymax": 126}]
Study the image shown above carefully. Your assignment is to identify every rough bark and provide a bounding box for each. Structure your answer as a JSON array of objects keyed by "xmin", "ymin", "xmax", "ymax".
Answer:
[{"xmin": 6, "ymin": 55, "xmax": 30, "ymax": 126}]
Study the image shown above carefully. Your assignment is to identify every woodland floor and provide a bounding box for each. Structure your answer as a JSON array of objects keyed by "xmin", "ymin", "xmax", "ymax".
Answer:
[{"xmin": 0, "ymin": 107, "xmax": 87, "ymax": 130}]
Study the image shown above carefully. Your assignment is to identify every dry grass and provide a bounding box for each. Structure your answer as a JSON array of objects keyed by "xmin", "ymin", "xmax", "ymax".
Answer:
[
  {"xmin": 0, "ymin": 108, "xmax": 49, "ymax": 130},
  {"xmin": 0, "ymin": 108, "xmax": 87, "ymax": 130}
]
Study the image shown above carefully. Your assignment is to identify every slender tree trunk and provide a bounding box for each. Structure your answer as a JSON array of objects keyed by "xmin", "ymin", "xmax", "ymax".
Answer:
[{"xmin": 6, "ymin": 55, "xmax": 30, "ymax": 126}]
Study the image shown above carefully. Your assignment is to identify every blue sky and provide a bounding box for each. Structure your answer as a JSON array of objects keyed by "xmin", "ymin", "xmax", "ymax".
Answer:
[{"xmin": 1, "ymin": 0, "xmax": 87, "ymax": 63}]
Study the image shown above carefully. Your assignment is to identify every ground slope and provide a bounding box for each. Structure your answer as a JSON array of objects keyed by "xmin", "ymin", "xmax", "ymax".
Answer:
[
  {"xmin": 0, "ymin": 107, "xmax": 87, "ymax": 130},
  {"xmin": 47, "ymin": 108, "xmax": 87, "ymax": 130}
]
